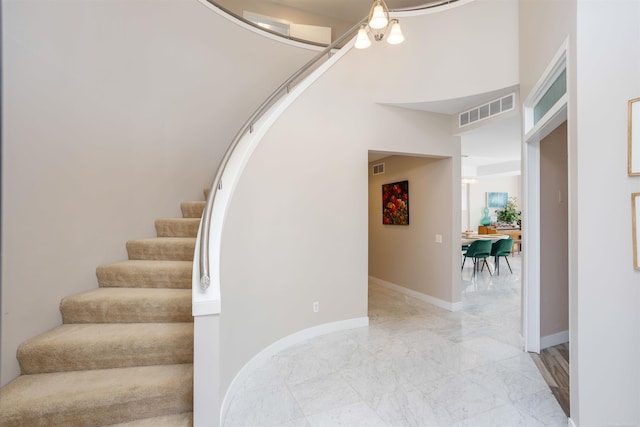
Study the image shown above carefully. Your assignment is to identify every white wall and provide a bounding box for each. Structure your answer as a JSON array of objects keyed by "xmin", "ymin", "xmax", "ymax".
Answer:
[
  {"xmin": 1, "ymin": 0, "xmax": 317, "ymax": 385},
  {"xmin": 369, "ymin": 155, "xmax": 456, "ymax": 305},
  {"xmin": 574, "ymin": 1, "xmax": 640, "ymax": 424},
  {"xmin": 521, "ymin": 0, "xmax": 640, "ymax": 424}
]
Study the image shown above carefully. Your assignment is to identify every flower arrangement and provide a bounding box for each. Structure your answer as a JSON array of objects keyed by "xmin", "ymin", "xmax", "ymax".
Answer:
[
  {"xmin": 495, "ymin": 196, "xmax": 521, "ymax": 226},
  {"xmin": 382, "ymin": 181, "xmax": 409, "ymax": 225}
]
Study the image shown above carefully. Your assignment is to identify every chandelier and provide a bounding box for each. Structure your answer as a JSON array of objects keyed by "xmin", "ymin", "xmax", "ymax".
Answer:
[{"xmin": 355, "ymin": 0, "xmax": 405, "ymax": 49}]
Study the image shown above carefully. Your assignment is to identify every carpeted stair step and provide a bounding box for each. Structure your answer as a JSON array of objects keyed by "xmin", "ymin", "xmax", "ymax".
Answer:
[
  {"xmin": 96, "ymin": 260, "xmax": 192, "ymax": 289},
  {"xmin": 106, "ymin": 412, "xmax": 193, "ymax": 426},
  {"xmin": 126, "ymin": 238, "xmax": 196, "ymax": 261},
  {"xmin": 60, "ymin": 288, "xmax": 192, "ymax": 324},
  {"xmin": 18, "ymin": 323, "xmax": 193, "ymax": 374},
  {"xmin": 0, "ymin": 364, "xmax": 192, "ymax": 427},
  {"xmin": 155, "ymin": 218, "xmax": 200, "ymax": 238},
  {"xmin": 180, "ymin": 201, "xmax": 205, "ymax": 218}
]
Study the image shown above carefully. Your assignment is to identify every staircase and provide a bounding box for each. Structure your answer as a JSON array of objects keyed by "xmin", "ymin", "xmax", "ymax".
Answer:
[{"xmin": 0, "ymin": 198, "xmax": 207, "ymax": 426}]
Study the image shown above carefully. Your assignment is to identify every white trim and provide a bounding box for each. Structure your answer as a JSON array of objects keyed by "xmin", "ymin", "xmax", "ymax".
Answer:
[
  {"xmin": 540, "ymin": 330, "xmax": 569, "ymax": 350},
  {"xmin": 522, "ymin": 38, "xmax": 570, "ymax": 354},
  {"xmin": 523, "ymin": 139, "xmax": 541, "ymax": 353},
  {"xmin": 525, "ymin": 94, "xmax": 568, "ymax": 143},
  {"xmin": 369, "ymin": 276, "xmax": 463, "ymax": 312},
  {"xmin": 219, "ymin": 317, "xmax": 369, "ymax": 425},
  {"xmin": 523, "ymin": 39, "xmax": 568, "ymax": 134},
  {"xmin": 568, "ymin": 417, "xmax": 577, "ymax": 427},
  {"xmin": 192, "ymin": 300, "xmax": 221, "ymax": 316}
]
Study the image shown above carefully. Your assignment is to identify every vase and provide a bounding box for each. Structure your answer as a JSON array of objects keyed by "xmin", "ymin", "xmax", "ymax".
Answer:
[{"xmin": 480, "ymin": 207, "xmax": 491, "ymax": 226}]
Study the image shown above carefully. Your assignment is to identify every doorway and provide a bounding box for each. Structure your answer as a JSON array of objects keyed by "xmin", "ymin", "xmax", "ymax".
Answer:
[{"xmin": 522, "ymin": 40, "xmax": 571, "ymax": 418}]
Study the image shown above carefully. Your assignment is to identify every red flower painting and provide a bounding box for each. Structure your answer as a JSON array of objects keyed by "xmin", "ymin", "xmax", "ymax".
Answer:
[{"xmin": 382, "ymin": 180, "xmax": 409, "ymax": 225}]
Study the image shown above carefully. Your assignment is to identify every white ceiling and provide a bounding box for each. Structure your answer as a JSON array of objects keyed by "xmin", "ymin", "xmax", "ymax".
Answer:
[{"xmin": 460, "ymin": 116, "xmax": 521, "ymax": 170}]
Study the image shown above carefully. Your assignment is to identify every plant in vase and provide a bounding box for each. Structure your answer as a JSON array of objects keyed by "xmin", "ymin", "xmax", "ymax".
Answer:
[{"xmin": 495, "ymin": 197, "xmax": 521, "ymax": 227}]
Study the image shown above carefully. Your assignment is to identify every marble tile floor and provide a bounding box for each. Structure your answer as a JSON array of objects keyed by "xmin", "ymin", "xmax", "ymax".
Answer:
[{"xmin": 223, "ymin": 255, "xmax": 567, "ymax": 426}]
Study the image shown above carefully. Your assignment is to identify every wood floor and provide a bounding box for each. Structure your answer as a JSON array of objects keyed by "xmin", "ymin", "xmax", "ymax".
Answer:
[{"xmin": 531, "ymin": 342, "xmax": 570, "ymax": 417}]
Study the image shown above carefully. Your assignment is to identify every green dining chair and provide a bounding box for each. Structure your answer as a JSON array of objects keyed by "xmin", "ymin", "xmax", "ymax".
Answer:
[
  {"xmin": 461, "ymin": 239, "xmax": 492, "ymax": 275},
  {"xmin": 491, "ymin": 238, "xmax": 514, "ymax": 275}
]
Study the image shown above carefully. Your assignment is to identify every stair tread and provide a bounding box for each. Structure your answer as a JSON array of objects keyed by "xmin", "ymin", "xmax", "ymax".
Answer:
[
  {"xmin": 97, "ymin": 260, "xmax": 192, "ymax": 289},
  {"xmin": 106, "ymin": 412, "xmax": 193, "ymax": 427},
  {"xmin": 155, "ymin": 218, "xmax": 200, "ymax": 238},
  {"xmin": 61, "ymin": 288, "xmax": 192, "ymax": 323},
  {"xmin": 0, "ymin": 364, "xmax": 192, "ymax": 426},
  {"xmin": 127, "ymin": 237, "xmax": 196, "ymax": 244},
  {"xmin": 126, "ymin": 238, "xmax": 196, "ymax": 262},
  {"xmin": 18, "ymin": 323, "xmax": 193, "ymax": 374}
]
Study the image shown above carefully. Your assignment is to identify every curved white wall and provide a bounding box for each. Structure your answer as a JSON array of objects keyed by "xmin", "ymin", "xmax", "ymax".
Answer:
[
  {"xmin": 218, "ymin": 0, "xmax": 519, "ymax": 402},
  {"xmin": 1, "ymin": 0, "xmax": 318, "ymax": 385}
]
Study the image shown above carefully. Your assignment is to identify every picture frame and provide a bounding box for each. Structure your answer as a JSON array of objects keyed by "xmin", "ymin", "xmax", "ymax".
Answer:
[
  {"xmin": 382, "ymin": 180, "xmax": 409, "ymax": 225},
  {"xmin": 633, "ymin": 193, "xmax": 640, "ymax": 270},
  {"xmin": 628, "ymin": 97, "xmax": 640, "ymax": 176},
  {"xmin": 487, "ymin": 192, "xmax": 508, "ymax": 208}
]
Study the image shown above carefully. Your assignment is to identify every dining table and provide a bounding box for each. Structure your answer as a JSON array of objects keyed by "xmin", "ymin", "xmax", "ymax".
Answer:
[{"xmin": 461, "ymin": 234, "xmax": 510, "ymax": 246}]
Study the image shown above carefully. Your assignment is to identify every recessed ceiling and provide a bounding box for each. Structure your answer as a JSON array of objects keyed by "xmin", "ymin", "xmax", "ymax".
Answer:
[
  {"xmin": 390, "ymin": 85, "xmax": 519, "ymax": 115},
  {"xmin": 267, "ymin": 0, "xmax": 446, "ymax": 23}
]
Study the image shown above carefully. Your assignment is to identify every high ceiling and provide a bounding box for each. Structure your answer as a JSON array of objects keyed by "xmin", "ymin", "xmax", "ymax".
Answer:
[
  {"xmin": 260, "ymin": 0, "xmax": 522, "ymax": 175},
  {"xmin": 267, "ymin": 0, "xmax": 448, "ymax": 23}
]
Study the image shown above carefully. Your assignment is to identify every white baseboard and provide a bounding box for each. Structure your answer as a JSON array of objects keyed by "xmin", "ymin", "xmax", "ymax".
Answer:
[
  {"xmin": 369, "ymin": 276, "xmax": 462, "ymax": 312},
  {"xmin": 220, "ymin": 316, "xmax": 369, "ymax": 424},
  {"xmin": 568, "ymin": 417, "xmax": 577, "ymax": 427},
  {"xmin": 540, "ymin": 330, "xmax": 569, "ymax": 349}
]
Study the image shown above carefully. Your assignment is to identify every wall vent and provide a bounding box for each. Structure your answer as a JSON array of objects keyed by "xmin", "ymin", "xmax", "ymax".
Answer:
[
  {"xmin": 459, "ymin": 93, "xmax": 515, "ymax": 128},
  {"xmin": 372, "ymin": 163, "xmax": 385, "ymax": 175}
]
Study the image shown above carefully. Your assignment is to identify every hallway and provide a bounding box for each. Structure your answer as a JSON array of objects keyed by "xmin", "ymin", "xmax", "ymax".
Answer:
[{"xmin": 223, "ymin": 257, "xmax": 567, "ymax": 426}]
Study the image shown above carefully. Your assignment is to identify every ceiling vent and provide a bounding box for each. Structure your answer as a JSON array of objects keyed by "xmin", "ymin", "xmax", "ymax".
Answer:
[
  {"xmin": 459, "ymin": 93, "xmax": 515, "ymax": 128},
  {"xmin": 372, "ymin": 162, "xmax": 385, "ymax": 175}
]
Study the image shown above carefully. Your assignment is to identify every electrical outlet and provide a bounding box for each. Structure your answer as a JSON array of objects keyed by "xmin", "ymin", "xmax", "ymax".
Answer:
[
  {"xmin": 313, "ymin": 301, "xmax": 320, "ymax": 313},
  {"xmin": 435, "ymin": 234, "xmax": 443, "ymax": 243}
]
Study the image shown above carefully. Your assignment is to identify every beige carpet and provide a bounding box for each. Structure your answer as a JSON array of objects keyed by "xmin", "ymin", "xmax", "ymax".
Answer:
[{"xmin": 0, "ymin": 196, "xmax": 205, "ymax": 426}]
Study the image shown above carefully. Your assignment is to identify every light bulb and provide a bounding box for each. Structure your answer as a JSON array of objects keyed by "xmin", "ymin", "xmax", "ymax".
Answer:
[
  {"xmin": 386, "ymin": 20, "xmax": 404, "ymax": 45},
  {"xmin": 369, "ymin": 3, "xmax": 388, "ymax": 30},
  {"xmin": 355, "ymin": 26, "xmax": 372, "ymax": 49}
]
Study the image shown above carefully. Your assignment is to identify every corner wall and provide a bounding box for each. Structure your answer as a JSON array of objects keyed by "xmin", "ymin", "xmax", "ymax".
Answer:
[
  {"xmin": 1, "ymin": 0, "xmax": 316, "ymax": 385},
  {"xmin": 369, "ymin": 155, "xmax": 456, "ymax": 306}
]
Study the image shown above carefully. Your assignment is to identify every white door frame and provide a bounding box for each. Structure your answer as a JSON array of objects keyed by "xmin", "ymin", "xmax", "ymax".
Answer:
[{"xmin": 522, "ymin": 40, "xmax": 569, "ymax": 353}]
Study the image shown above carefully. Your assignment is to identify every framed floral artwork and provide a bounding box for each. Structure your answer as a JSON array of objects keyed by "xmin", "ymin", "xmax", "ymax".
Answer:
[{"xmin": 382, "ymin": 180, "xmax": 409, "ymax": 225}]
